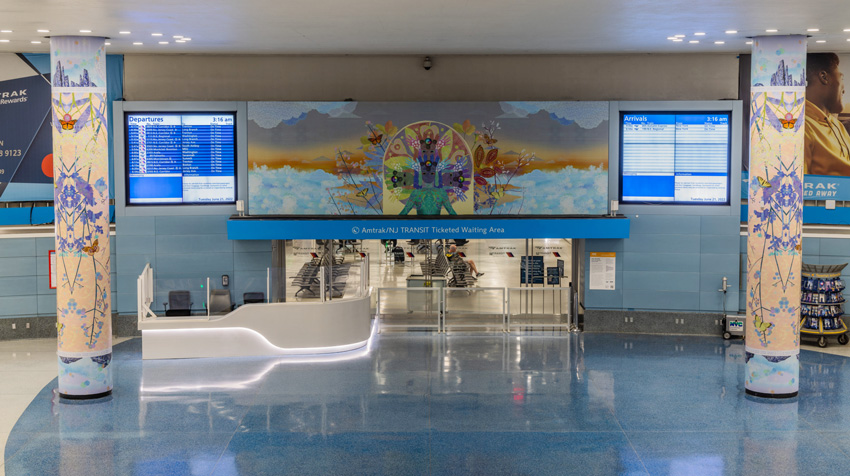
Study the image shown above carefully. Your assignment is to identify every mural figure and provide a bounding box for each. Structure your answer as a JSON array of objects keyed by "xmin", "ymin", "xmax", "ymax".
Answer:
[
  {"xmin": 399, "ymin": 138, "xmax": 457, "ymax": 215},
  {"xmin": 384, "ymin": 121, "xmax": 473, "ymax": 215}
]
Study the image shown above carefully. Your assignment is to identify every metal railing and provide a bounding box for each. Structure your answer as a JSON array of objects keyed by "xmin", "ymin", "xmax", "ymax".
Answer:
[{"xmin": 506, "ymin": 287, "xmax": 572, "ymax": 331}]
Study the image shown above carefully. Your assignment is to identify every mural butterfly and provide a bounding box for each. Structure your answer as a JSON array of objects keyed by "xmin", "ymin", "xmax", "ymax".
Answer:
[
  {"xmin": 756, "ymin": 176, "xmax": 772, "ymax": 189},
  {"xmin": 779, "ymin": 113, "xmax": 796, "ymax": 129},
  {"xmin": 60, "ymin": 114, "xmax": 77, "ymax": 131},
  {"xmin": 368, "ymin": 131, "xmax": 383, "ymax": 145},
  {"xmin": 754, "ymin": 314, "xmax": 773, "ymax": 334},
  {"xmin": 81, "ymin": 239, "xmax": 99, "ymax": 256}
]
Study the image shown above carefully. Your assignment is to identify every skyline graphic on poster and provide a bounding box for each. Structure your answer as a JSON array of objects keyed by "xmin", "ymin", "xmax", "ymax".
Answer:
[{"xmin": 247, "ymin": 101, "xmax": 609, "ymax": 216}]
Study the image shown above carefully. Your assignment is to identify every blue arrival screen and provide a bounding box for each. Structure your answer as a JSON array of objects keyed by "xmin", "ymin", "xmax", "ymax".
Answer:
[{"xmin": 620, "ymin": 112, "xmax": 731, "ymax": 204}]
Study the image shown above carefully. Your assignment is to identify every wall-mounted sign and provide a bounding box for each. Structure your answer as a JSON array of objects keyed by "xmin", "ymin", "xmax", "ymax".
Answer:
[
  {"xmin": 520, "ymin": 255, "xmax": 544, "ymax": 284},
  {"xmin": 48, "ymin": 250, "xmax": 56, "ymax": 289},
  {"xmin": 589, "ymin": 251, "xmax": 615, "ymax": 290}
]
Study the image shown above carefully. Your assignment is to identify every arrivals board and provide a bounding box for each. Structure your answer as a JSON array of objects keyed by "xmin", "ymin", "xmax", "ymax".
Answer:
[{"xmin": 620, "ymin": 112, "xmax": 731, "ymax": 205}]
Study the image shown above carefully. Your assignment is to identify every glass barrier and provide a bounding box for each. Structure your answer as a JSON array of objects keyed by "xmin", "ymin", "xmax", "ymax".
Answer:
[
  {"xmin": 152, "ymin": 275, "xmax": 209, "ymax": 319},
  {"xmin": 376, "ymin": 287, "xmax": 442, "ymax": 332},
  {"xmin": 506, "ymin": 287, "xmax": 572, "ymax": 331},
  {"xmin": 276, "ymin": 251, "xmax": 369, "ymax": 302},
  {"xmin": 443, "ymin": 287, "xmax": 506, "ymax": 331}
]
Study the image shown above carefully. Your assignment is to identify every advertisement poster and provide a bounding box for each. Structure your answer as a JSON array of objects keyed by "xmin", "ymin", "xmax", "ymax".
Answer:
[
  {"xmin": 247, "ymin": 101, "xmax": 609, "ymax": 216},
  {"xmin": 744, "ymin": 53, "xmax": 850, "ymax": 204},
  {"xmin": 0, "ymin": 56, "xmax": 53, "ymax": 201},
  {"xmin": 589, "ymin": 252, "xmax": 615, "ymax": 290}
]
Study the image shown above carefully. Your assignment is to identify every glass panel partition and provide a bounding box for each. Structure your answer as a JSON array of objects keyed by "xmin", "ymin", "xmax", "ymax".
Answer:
[
  {"xmin": 506, "ymin": 287, "xmax": 572, "ymax": 330},
  {"xmin": 443, "ymin": 287, "xmax": 506, "ymax": 331}
]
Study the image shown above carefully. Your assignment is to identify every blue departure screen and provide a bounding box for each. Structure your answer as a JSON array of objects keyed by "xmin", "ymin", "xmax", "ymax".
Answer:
[
  {"xmin": 126, "ymin": 113, "xmax": 236, "ymax": 205},
  {"xmin": 620, "ymin": 112, "xmax": 730, "ymax": 204}
]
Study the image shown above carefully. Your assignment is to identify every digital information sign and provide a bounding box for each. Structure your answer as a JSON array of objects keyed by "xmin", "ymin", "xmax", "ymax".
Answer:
[
  {"xmin": 620, "ymin": 113, "xmax": 730, "ymax": 204},
  {"xmin": 126, "ymin": 113, "xmax": 236, "ymax": 205}
]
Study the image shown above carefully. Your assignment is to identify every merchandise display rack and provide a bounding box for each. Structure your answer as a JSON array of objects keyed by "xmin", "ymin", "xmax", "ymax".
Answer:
[{"xmin": 800, "ymin": 263, "xmax": 848, "ymax": 348}]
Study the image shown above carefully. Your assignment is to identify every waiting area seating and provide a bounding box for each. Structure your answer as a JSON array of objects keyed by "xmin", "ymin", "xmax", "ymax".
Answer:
[
  {"xmin": 418, "ymin": 245, "xmax": 476, "ymax": 288},
  {"xmin": 292, "ymin": 253, "xmax": 352, "ymax": 298}
]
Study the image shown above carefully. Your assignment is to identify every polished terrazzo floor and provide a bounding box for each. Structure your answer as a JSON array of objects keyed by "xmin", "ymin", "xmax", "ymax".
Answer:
[{"xmin": 3, "ymin": 333, "xmax": 850, "ymax": 476}]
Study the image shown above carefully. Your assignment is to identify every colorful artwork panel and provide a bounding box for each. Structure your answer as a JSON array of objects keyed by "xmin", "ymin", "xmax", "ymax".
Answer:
[{"xmin": 247, "ymin": 102, "xmax": 609, "ymax": 216}]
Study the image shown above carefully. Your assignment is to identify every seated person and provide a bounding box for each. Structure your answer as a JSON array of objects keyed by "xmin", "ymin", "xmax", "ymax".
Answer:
[{"xmin": 446, "ymin": 244, "xmax": 484, "ymax": 277}]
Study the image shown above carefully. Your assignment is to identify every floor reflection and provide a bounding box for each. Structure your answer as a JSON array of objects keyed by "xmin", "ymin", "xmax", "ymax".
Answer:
[{"xmin": 5, "ymin": 333, "xmax": 850, "ymax": 475}]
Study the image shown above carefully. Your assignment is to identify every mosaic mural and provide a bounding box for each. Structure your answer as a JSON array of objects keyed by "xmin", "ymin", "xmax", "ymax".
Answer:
[{"xmin": 247, "ymin": 102, "xmax": 609, "ymax": 216}]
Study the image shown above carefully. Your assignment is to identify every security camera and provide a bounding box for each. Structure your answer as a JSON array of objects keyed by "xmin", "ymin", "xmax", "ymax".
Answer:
[{"xmin": 423, "ymin": 56, "xmax": 432, "ymax": 71}]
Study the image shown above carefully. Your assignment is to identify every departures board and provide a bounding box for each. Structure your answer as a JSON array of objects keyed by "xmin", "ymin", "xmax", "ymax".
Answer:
[{"xmin": 126, "ymin": 113, "xmax": 236, "ymax": 205}]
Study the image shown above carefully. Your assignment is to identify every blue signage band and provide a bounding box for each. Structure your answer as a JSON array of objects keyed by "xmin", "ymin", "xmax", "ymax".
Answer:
[{"xmin": 227, "ymin": 216, "xmax": 630, "ymax": 240}]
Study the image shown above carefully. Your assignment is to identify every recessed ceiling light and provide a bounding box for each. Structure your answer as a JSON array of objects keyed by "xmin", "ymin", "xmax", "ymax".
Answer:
[
  {"xmin": 80, "ymin": 29, "xmax": 91, "ymax": 33},
  {"xmin": 667, "ymin": 36, "xmax": 678, "ymax": 40},
  {"xmin": 31, "ymin": 40, "xmax": 41, "ymax": 44},
  {"xmin": 808, "ymin": 28, "xmax": 820, "ymax": 32},
  {"xmin": 158, "ymin": 41, "xmax": 168, "ymax": 45},
  {"xmin": 37, "ymin": 29, "xmax": 49, "ymax": 33},
  {"xmin": 151, "ymin": 33, "xmax": 162, "ymax": 37},
  {"xmin": 766, "ymin": 29, "xmax": 778, "ymax": 33},
  {"xmin": 694, "ymin": 32, "xmax": 705, "ymax": 36},
  {"xmin": 0, "ymin": 39, "xmax": 9, "ymax": 43},
  {"xmin": 816, "ymin": 40, "xmax": 826, "ymax": 43},
  {"xmin": 182, "ymin": 37, "xmax": 191, "ymax": 41},
  {"xmin": 672, "ymin": 39, "xmax": 683, "ymax": 42},
  {"xmin": 1, "ymin": 30, "xmax": 12, "ymax": 33},
  {"xmin": 173, "ymin": 35, "xmax": 183, "ymax": 39},
  {"xmin": 689, "ymin": 40, "xmax": 699, "ymax": 43},
  {"xmin": 746, "ymin": 41, "xmax": 753, "ymax": 44},
  {"xmin": 133, "ymin": 42, "xmax": 143, "ymax": 45},
  {"xmin": 845, "ymin": 28, "xmax": 850, "ymax": 32},
  {"xmin": 714, "ymin": 41, "xmax": 725, "ymax": 44},
  {"xmin": 105, "ymin": 42, "xmax": 111, "ymax": 45},
  {"xmin": 674, "ymin": 34, "xmax": 685, "ymax": 38},
  {"xmin": 120, "ymin": 31, "xmax": 131, "ymax": 35},
  {"xmin": 176, "ymin": 40, "xmax": 187, "ymax": 43},
  {"xmin": 725, "ymin": 30, "xmax": 738, "ymax": 34}
]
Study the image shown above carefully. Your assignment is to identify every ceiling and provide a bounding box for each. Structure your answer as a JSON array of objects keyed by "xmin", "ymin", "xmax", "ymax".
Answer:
[{"xmin": 0, "ymin": 0, "xmax": 849, "ymax": 55}]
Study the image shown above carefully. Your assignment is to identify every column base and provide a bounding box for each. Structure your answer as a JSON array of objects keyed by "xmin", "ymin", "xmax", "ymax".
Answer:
[
  {"xmin": 745, "ymin": 389, "xmax": 798, "ymax": 399},
  {"xmin": 59, "ymin": 390, "xmax": 112, "ymax": 400}
]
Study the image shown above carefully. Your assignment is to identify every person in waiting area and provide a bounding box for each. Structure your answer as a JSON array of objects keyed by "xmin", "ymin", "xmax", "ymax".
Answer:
[
  {"xmin": 805, "ymin": 52, "xmax": 850, "ymax": 176},
  {"xmin": 447, "ymin": 244, "xmax": 484, "ymax": 277}
]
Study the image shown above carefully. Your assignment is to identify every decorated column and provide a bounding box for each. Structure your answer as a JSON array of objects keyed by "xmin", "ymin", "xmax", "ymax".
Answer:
[
  {"xmin": 51, "ymin": 37, "xmax": 112, "ymax": 399},
  {"xmin": 746, "ymin": 36, "xmax": 806, "ymax": 398}
]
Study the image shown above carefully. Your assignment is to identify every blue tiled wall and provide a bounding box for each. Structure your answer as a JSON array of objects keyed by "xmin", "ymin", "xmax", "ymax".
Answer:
[
  {"xmin": 114, "ymin": 215, "xmax": 270, "ymax": 315},
  {"xmin": 0, "ymin": 236, "xmax": 117, "ymax": 319},
  {"xmin": 586, "ymin": 214, "xmax": 741, "ymax": 313}
]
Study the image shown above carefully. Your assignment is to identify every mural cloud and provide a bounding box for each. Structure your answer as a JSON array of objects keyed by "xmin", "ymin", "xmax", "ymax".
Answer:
[
  {"xmin": 248, "ymin": 102, "xmax": 359, "ymax": 129},
  {"xmin": 498, "ymin": 101, "xmax": 608, "ymax": 129}
]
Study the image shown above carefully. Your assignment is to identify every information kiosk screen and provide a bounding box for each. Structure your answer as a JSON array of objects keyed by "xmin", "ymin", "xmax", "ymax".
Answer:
[
  {"xmin": 125, "ymin": 112, "xmax": 236, "ymax": 205},
  {"xmin": 619, "ymin": 112, "xmax": 731, "ymax": 205}
]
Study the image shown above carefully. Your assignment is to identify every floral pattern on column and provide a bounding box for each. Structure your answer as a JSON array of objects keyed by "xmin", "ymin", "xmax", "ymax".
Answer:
[
  {"xmin": 746, "ymin": 35, "xmax": 806, "ymax": 397},
  {"xmin": 51, "ymin": 37, "xmax": 112, "ymax": 397}
]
